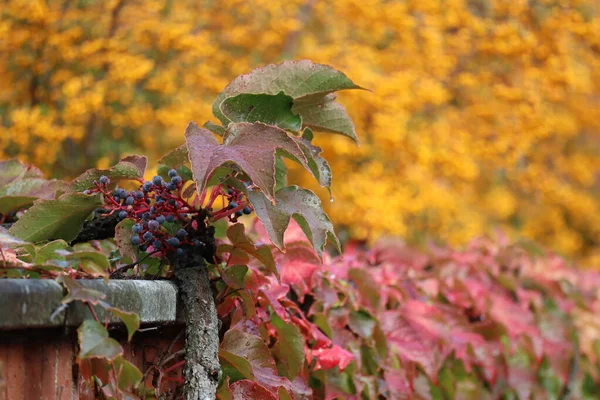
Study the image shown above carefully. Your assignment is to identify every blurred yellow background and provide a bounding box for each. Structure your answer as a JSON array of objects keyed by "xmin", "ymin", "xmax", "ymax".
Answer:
[{"xmin": 1, "ymin": 0, "xmax": 600, "ymax": 264}]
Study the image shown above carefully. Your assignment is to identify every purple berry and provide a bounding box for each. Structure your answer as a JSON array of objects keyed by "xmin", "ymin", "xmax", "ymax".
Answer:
[
  {"xmin": 143, "ymin": 231, "xmax": 154, "ymax": 242},
  {"xmin": 148, "ymin": 220, "xmax": 160, "ymax": 231},
  {"xmin": 166, "ymin": 237, "xmax": 180, "ymax": 247}
]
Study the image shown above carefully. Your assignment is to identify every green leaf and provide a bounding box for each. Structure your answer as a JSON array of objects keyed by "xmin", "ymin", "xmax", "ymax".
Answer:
[
  {"xmin": 185, "ymin": 121, "xmax": 308, "ymax": 203},
  {"xmin": 274, "ymin": 156, "xmax": 288, "ymax": 193},
  {"xmin": 66, "ymin": 250, "xmax": 110, "ymax": 279},
  {"xmin": 292, "ymin": 93, "xmax": 357, "ymax": 142},
  {"xmin": 221, "ymin": 265, "xmax": 248, "ymax": 289},
  {"xmin": 271, "ymin": 314, "xmax": 305, "ymax": 380},
  {"xmin": 293, "ymin": 132, "xmax": 332, "ymax": 194},
  {"xmin": 108, "ymin": 308, "xmax": 140, "ymax": 341},
  {"xmin": 213, "ymin": 60, "xmax": 362, "ymax": 121},
  {"xmin": 247, "ymin": 186, "xmax": 340, "ymax": 257},
  {"xmin": 9, "ymin": 193, "xmax": 103, "ymax": 243},
  {"xmin": 221, "ymin": 92, "xmax": 302, "ymax": 131},
  {"xmin": 0, "ymin": 196, "xmax": 36, "ymax": 215},
  {"xmin": 219, "ymin": 349, "xmax": 254, "ymax": 381},
  {"xmin": 221, "ymin": 329, "xmax": 291, "ymax": 392},
  {"xmin": 203, "ymin": 121, "xmax": 226, "ymax": 136},
  {"xmin": 348, "ymin": 309, "xmax": 377, "ymax": 339},
  {"xmin": 278, "ymin": 387, "xmax": 293, "ymax": 400},
  {"xmin": 114, "ymin": 219, "xmax": 137, "ymax": 263},
  {"xmin": 0, "ymin": 159, "xmax": 43, "ymax": 186},
  {"xmin": 158, "ymin": 144, "xmax": 189, "ymax": 169},
  {"xmin": 34, "ymin": 239, "xmax": 70, "ymax": 265},
  {"xmin": 68, "ymin": 155, "xmax": 147, "ymax": 192},
  {"xmin": 0, "ymin": 178, "xmax": 66, "ymax": 214},
  {"xmin": 78, "ymin": 320, "xmax": 123, "ymax": 360},
  {"xmin": 113, "ymin": 356, "xmax": 143, "ymax": 391},
  {"xmin": 58, "ymin": 275, "xmax": 108, "ymax": 305},
  {"xmin": 213, "ymin": 60, "xmax": 362, "ymax": 141}
]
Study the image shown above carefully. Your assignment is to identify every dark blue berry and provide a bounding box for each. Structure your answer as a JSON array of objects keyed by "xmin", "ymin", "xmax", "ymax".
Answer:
[
  {"xmin": 168, "ymin": 199, "xmax": 176, "ymax": 206},
  {"xmin": 171, "ymin": 176, "xmax": 182, "ymax": 185},
  {"xmin": 143, "ymin": 231, "xmax": 154, "ymax": 241},
  {"xmin": 142, "ymin": 212, "xmax": 151, "ymax": 220},
  {"xmin": 145, "ymin": 198, "xmax": 152, "ymax": 204},
  {"xmin": 152, "ymin": 176, "xmax": 163, "ymax": 185},
  {"xmin": 135, "ymin": 191, "xmax": 144, "ymax": 199},
  {"xmin": 142, "ymin": 181, "xmax": 153, "ymax": 192},
  {"xmin": 176, "ymin": 229, "xmax": 187, "ymax": 239},
  {"xmin": 227, "ymin": 188, "xmax": 234, "ymax": 195},
  {"xmin": 193, "ymin": 240, "xmax": 204, "ymax": 247},
  {"xmin": 242, "ymin": 206, "xmax": 252, "ymax": 215},
  {"xmin": 139, "ymin": 244, "xmax": 148, "ymax": 252},
  {"xmin": 156, "ymin": 196, "xmax": 165, "ymax": 204},
  {"xmin": 131, "ymin": 236, "xmax": 140, "ymax": 246},
  {"xmin": 228, "ymin": 201, "xmax": 238, "ymax": 209},
  {"xmin": 156, "ymin": 215, "xmax": 166, "ymax": 224},
  {"xmin": 148, "ymin": 220, "xmax": 160, "ymax": 231},
  {"xmin": 99, "ymin": 176, "xmax": 109, "ymax": 185},
  {"xmin": 168, "ymin": 169, "xmax": 178, "ymax": 177},
  {"xmin": 176, "ymin": 248, "xmax": 184, "ymax": 257},
  {"xmin": 166, "ymin": 237, "xmax": 180, "ymax": 247},
  {"xmin": 117, "ymin": 189, "xmax": 127, "ymax": 198},
  {"xmin": 168, "ymin": 183, "xmax": 177, "ymax": 191},
  {"xmin": 152, "ymin": 240, "xmax": 162, "ymax": 249},
  {"xmin": 118, "ymin": 211, "xmax": 128, "ymax": 219},
  {"xmin": 235, "ymin": 211, "xmax": 243, "ymax": 217},
  {"xmin": 132, "ymin": 224, "xmax": 143, "ymax": 233},
  {"xmin": 166, "ymin": 215, "xmax": 175, "ymax": 223},
  {"xmin": 125, "ymin": 196, "xmax": 134, "ymax": 206}
]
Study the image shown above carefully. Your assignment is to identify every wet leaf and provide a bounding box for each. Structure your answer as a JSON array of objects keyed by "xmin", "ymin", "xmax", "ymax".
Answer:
[
  {"xmin": 247, "ymin": 186, "xmax": 339, "ymax": 257},
  {"xmin": 9, "ymin": 193, "xmax": 103, "ymax": 243},
  {"xmin": 221, "ymin": 92, "xmax": 302, "ymax": 131},
  {"xmin": 68, "ymin": 156, "xmax": 147, "ymax": 192},
  {"xmin": 221, "ymin": 329, "xmax": 293, "ymax": 393},
  {"xmin": 213, "ymin": 60, "xmax": 363, "ymax": 141},
  {"xmin": 271, "ymin": 314, "xmax": 305, "ymax": 380},
  {"xmin": 185, "ymin": 121, "xmax": 308, "ymax": 202}
]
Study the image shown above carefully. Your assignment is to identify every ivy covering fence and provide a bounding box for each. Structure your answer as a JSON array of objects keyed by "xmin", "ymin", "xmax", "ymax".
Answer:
[{"xmin": 1, "ymin": 60, "xmax": 599, "ymax": 400}]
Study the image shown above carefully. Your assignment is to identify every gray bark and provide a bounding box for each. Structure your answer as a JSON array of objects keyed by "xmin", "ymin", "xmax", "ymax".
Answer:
[{"xmin": 173, "ymin": 258, "xmax": 221, "ymax": 400}]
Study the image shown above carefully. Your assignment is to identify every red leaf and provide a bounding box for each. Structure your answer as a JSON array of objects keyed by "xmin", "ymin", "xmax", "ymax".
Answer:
[
  {"xmin": 229, "ymin": 380, "xmax": 279, "ymax": 400},
  {"xmin": 311, "ymin": 345, "xmax": 354, "ymax": 371},
  {"xmin": 278, "ymin": 241, "xmax": 321, "ymax": 301},
  {"xmin": 221, "ymin": 329, "xmax": 293, "ymax": 394},
  {"xmin": 185, "ymin": 121, "xmax": 307, "ymax": 202}
]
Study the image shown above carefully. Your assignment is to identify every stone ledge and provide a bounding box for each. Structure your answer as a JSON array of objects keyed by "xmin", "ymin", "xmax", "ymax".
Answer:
[{"xmin": 0, "ymin": 279, "xmax": 183, "ymax": 330}]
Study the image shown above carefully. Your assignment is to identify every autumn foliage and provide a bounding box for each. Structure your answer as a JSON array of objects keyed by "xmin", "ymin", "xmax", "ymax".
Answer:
[
  {"xmin": 214, "ymin": 221, "xmax": 600, "ymax": 399},
  {"xmin": 2, "ymin": 1, "xmax": 600, "ymax": 263}
]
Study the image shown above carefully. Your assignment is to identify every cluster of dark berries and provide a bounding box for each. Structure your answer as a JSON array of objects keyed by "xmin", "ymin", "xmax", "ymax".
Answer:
[{"xmin": 85, "ymin": 170, "xmax": 208, "ymax": 257}]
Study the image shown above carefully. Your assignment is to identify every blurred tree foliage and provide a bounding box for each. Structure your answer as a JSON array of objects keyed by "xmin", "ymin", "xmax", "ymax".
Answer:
[{"xmin": 1, "ymin": 0, "xmax": 600, "ymax": 264}]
